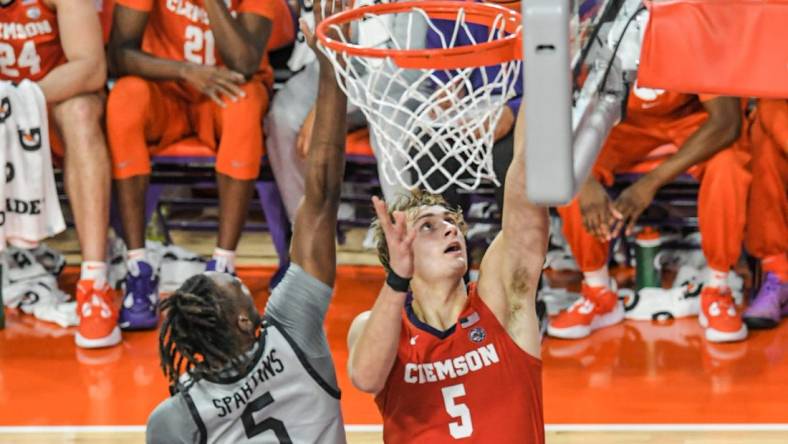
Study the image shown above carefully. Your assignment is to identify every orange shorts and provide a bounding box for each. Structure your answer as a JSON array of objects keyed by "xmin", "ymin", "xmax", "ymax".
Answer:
[
  {"xmin": 106, "ymin": 76, "xmax": 269, "ymax": 181},
  {"xmin": 558, "ymin": 110, "xmax": 751, "ymax": 272}
]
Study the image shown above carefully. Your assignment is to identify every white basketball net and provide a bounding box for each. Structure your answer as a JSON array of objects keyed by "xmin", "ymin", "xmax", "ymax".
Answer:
[{"xmin": 318, "ymin": 2, "xmax": 522, "ymax": 193}]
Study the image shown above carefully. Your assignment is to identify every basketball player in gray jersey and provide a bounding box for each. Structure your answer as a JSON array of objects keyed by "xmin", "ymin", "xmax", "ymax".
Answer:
[{"xmin": 145, "ymin": 2, "xmax": 350, "ymax": 442}]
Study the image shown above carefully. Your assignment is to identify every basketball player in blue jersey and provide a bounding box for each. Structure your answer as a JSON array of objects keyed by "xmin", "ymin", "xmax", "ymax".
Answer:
[{"xmin": 145, "ymin": 3, "xmax": 349, "ymax": 442}]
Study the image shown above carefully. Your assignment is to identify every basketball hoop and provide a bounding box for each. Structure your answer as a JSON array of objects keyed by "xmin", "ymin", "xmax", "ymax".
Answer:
[{"xmin": 316, "ymin": 1, "xmax": 522, "ymax": 194}]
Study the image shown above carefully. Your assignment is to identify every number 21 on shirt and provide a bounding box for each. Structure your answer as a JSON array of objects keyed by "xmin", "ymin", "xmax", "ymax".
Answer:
[
  {"xmin": 184, "ymin": 25, "xmax": 215, "ymax": 65},
  {"xmin": 442, "ymin": 384, "xmax": 474, "ymax": 439}
]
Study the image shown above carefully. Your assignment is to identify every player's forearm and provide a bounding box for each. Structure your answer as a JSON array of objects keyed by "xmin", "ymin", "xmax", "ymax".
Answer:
[
  {"xmin": 204, "ymin": 0, "xmax": 269, "ymax": 77},
  {"xmin": 641, "ymin": 117, "xmax": 741, "ymax": 189},
  {"xmin": 758, "ymin": 99, "xmax": 788, "ymax": 153},
  {"xmin": 302, "ymin": 66, "xmax": 347, "ymax": 210},
  {"xmin": 502, "ymin": 105, "xmax": 549, "ymax": 241},
  {"xmin": 37, "ymin": 58, "xmax": 106, "ymax": 104},
  {"xmin": 348, "ymin": 287, "xmax": 406, "ymax": 393},
  {"xmin": 110, "ymin": 48, "xmax": 191, "ymax": 81}
]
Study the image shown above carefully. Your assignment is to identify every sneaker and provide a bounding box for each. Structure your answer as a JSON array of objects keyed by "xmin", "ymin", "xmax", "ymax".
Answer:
[
  {"xmin": 743, "ymin": 273, "xmax": 788, "ymax": 330},
  {"xmin": 75, "ymin": 280, "xmax": 122, "ymax": 349},
  {"xmin": 699, "ymin": 286, "xmax": 747, "ymax": 343},
  {"xmin": 547, "ymin": 284, "xmax": 624, "ymax": 339},
  {"xmin": 624, "ymin": 282, "xmax": 703, "ymax": 321},
  {"xmin": 119, "ymin": 261, "xmax": 159, "ymax": 330}
]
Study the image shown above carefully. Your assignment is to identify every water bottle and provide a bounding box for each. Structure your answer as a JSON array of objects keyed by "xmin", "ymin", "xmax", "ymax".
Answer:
[{"xmin": 635, "ymin": 227, "xmax": 661, "ymax": 290}]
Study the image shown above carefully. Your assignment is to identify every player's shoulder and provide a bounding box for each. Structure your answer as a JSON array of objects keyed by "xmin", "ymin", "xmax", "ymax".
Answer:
[{"xmin": 146, "ymin": 394, "xmax": 200, "ymax": 444}]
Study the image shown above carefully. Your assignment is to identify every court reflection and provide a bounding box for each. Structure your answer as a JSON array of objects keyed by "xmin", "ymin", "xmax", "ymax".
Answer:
[{"xmin": 542, "ymin": 318, "xmax": 788, "ymax": 423}]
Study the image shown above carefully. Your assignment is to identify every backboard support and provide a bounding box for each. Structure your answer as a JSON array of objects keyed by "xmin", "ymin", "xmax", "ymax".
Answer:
[{"xmin": 523, "ymin": 0, "xmax": 646, "ymax": 205}]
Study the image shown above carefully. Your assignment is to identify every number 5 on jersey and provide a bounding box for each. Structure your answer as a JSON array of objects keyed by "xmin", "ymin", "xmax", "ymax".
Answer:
[{"xmin": 442, "ymin": 384, "xmax": 473, "ymax": 439}]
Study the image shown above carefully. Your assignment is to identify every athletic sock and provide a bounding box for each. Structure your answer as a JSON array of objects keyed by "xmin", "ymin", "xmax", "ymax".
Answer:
[
  {"xmin": 127, "ymin": 248, "xmax": 147, "ymax": 264},
  {"xmin": 584, "ymin": 265, "xmax": 610, "ymax": 288},
  {"xmin": 705, "ymin": 268, "xmax": 729, "ymax": 290},
  {"xmin": 212, "ymin": 248, "xmax": 236, "ymax": 274},
  {"xmin": 762, "ymin": 253, "xmax": 788, "ymax": 281},
  {"xmin": 80, "ymin": 261, "xmax": 108, "ymax": 288},
  {"xmin": 126, "ymin": 248, "xmax": 148, "ymax": 276}
]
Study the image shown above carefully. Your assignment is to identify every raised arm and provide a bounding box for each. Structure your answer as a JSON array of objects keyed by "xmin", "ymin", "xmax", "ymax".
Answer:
[
  {"xmin": 37, "ymin": 0, "xmax": 106, "ymax": 103},
  {"xmin": 288, "ymin": 3, "xmax": 347, "ymax": 287},
  {"xmin": 477, "ymin": 105, "xmax": 549, "ymax": 358},
  {"xmin": 203, "ymin": 0, "xmax": 272, "ymax": 78},
  {"xmin": 347, "ymin": 197, "xmax": 416, "ymax": 394},
  {"xmin": 611, "ymin": 96, "xmax": 742, "ymax": 236}
]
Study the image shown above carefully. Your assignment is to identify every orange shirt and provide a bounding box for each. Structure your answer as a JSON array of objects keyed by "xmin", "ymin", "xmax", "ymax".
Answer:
[
  {"xmin": 376, "ymin": 284, "xmax": 544, "ymax": 443},
  {"xmin": 0, "ymin": 0, "xmax": 66, "ymax": 82},
  {"xmin": 116, "ymin": 0, "xmax": 275, "ymax": 87},
  {"xmin": 626, "ymin": 86, "xmax": 714, "ymax": 124}
]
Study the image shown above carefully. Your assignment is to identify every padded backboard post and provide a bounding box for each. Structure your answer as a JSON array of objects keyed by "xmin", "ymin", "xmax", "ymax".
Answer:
[
  {"xmin": 523, "ymin": 0, "xmax": 574, "ymax": 205},
  {"xmin": 524, "ymin": 0, "xmax": 637, "ymax": 205}
]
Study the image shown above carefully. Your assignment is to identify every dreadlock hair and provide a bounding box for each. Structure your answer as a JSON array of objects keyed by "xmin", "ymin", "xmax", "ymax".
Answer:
[
  {"xmin": 159, "ymin": 274, "xmax": 257, "ymax": 393},
  {"xmin": 371, "ymin": 190, "xmax": 468, "ymax": 274}
]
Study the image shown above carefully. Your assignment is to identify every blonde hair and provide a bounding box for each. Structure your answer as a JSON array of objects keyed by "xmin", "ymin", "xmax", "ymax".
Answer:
[{"xmin": 371, "ymin": 190, "xmax": 467, "ymax": 274}]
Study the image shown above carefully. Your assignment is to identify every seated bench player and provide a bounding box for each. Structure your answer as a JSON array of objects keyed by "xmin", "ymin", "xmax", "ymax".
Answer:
[
  {"xmin": 548, "ymin": 89, "xmax": 749, "ymax": 343},
  {"xmin": 0, "ymin": 0, "xmax": 115, "ymax": 348},
  {"xmin": 106, "ymin": 0, "xmax": 278, "ymax": 330},
  {"xmin": 743, "ymin": 99, "xmax": 788, "ymax": 329}
]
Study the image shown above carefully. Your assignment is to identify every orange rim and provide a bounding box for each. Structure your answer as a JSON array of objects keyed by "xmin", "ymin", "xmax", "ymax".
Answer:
[{"xmin": 316, "ymin": 1, "xmax": 522, "ymax": 70}]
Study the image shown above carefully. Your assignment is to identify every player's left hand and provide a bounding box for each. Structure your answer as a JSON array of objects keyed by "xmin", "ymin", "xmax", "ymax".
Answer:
[
  {"xmin": 611, "ymin": 180, "xmax": 657, "ymax": 237},
  {"xmin": 300, "ymin": 0, "xmax": 350, "ymax": 66}
]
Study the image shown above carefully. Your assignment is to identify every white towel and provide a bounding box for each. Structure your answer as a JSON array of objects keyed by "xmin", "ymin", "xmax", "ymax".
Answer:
[
  {"xmin": 0, "ymin": 80, "xmax": 65, "ymax": 249},
  {"xmin": 2, "ymin": 246, "xmax": 77, "ymax": 327}
]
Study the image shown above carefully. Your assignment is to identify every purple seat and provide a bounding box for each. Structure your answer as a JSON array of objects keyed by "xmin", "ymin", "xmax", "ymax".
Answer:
[{"xmin": 110, "ymin": 138, "xmax": 290, "ymax": 268}]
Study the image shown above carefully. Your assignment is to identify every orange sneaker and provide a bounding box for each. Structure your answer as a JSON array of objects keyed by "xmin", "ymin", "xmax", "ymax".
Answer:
[
  {"xmin": 548, "ymin": 283, "xmax": 624, "ymax": 339},
  {"xmin": 699, "ymin": 286, "xmax": 747, "ymax": 343},
  {"xmin": 75, "ymin": 280, "xmax": 122, "ymax": 349}
]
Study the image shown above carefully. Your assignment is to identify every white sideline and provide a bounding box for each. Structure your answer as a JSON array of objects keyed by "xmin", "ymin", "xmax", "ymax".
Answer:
[{"xmin": 2, "ymin": 424, "xmax": 788, "ymax": 433}]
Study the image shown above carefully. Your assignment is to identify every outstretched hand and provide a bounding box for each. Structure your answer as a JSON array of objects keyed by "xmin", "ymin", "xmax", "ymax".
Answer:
[
  {"xmin": 300, "ymin": 0, "xmax": 350, "ymax": 68},
  {"xmin": 372, "ymin": 196, "xmax": 416, "ymax": 279}
]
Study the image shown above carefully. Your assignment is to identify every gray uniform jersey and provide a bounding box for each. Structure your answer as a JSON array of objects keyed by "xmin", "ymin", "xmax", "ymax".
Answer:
[{"xmin": 146, "ymin": 264, "xmax": 346, "ymax": 444}]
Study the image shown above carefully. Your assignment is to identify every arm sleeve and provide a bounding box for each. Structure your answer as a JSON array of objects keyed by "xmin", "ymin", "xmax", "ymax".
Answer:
[
  {"xmin": 237, "ymin": 0, "xmax": 277, "ymax": 19},
  {"xmin": 263, "ymin": 263, "xmax": 339, "ymax": 388},
  {"xmin": 146, "ymin": 396, "xmax": 201, "ymax": 444},
  {"xmin": 115, "ymin": 0, "xmax": 152, "ymax": 12}
]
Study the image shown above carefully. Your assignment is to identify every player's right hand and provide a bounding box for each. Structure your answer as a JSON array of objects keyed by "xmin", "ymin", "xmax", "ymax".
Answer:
[
  {"xmin": 372, "ymin": 196, "xmax": 416, "ymax": 279},
  {"xmin": 578, "ymin": 177, "xmax": 621, "ymax": 241},
  {"xmin": 180, "ymin": 64, "xmax": 246, "ymax": 108}
]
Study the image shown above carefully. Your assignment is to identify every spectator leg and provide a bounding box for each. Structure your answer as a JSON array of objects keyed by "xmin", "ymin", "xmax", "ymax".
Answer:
[{"xmin": 265, "ymin": 62, "xmax": 320, "ymax": 222}]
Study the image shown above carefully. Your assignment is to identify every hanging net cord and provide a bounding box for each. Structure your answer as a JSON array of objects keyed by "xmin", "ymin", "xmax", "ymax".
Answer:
[{"xmin": 319, "ymin": 4, "xmax": 522, "ymax": 194}]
